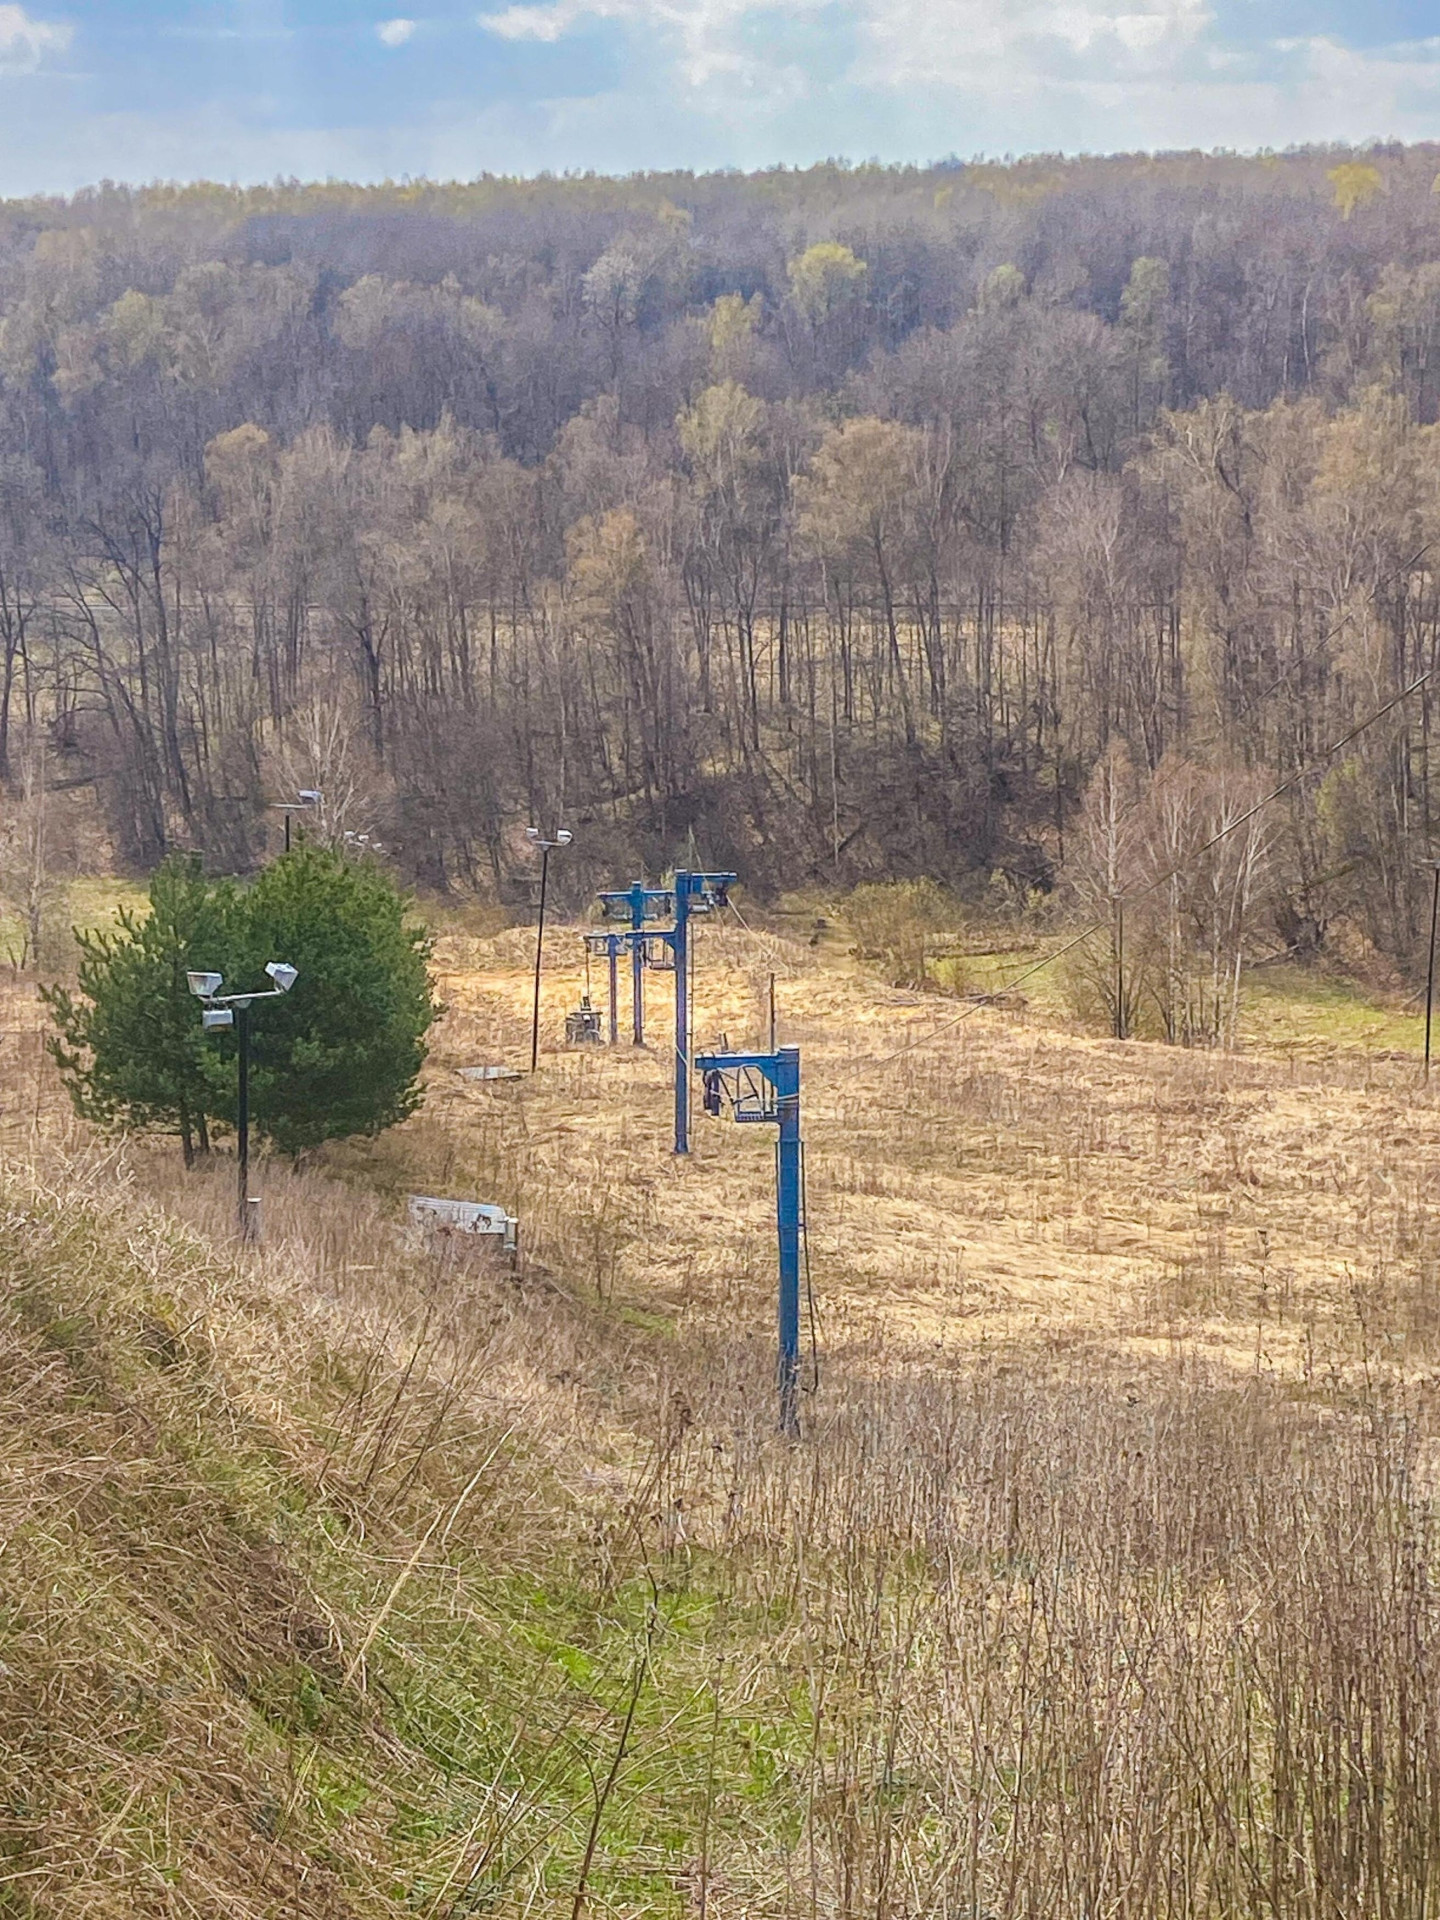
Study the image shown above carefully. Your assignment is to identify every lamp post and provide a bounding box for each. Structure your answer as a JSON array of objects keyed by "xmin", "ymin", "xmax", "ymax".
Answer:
[
  {"xmin": 526, "ymin": 826, "xmax": 572, "ymax": 1073},
  {"xmin": 188, "ymin": 962, "xmax": 299, "ymax": 1240},
  {"xmin": 271, "ymin": 789, "xmax": 321, "ymax": 855},
  {"xmin": 1111, "ymin": 891, "xmax": 1127, "ymax": 1041},
  {"xmin": 1424, "ymin": 859, "xmax": 1440, "ymax": 1082}
]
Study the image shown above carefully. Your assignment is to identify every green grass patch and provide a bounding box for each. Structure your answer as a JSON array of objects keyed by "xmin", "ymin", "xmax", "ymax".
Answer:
[
  {"xmin": 0, "ymin": 1169, "xmax": 838, "ymax": 1916},
  {"xmin": 1237, "ymin": 963, "xmax": 1424, "ymax": 1057},
  {"xmin": 931, "ymin": 935, "xmax": 1429, "ymax": 1063}
]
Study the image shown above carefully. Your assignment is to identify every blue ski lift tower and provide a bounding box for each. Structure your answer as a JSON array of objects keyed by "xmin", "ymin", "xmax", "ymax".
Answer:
[
  {"xmin": 583, "ymin": 931, "xmax": 624, "ymax": 1045},
  {"xmin": 598, "ymin": 882, "xmax": 674, "ymax": 1045},
  {"xmin": 696, "ymin": 1044, "xmax": 804, "ymax": 1433},
  {"xmin": 664, "ymin": 870, "xmax": 736, "ymax": 1155}
]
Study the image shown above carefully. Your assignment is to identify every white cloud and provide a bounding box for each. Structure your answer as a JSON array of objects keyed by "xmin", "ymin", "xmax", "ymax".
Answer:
[
  {"xmin": 0, "ymin": 3, "xmax": 71, "ymax": 75},
  {"xmin": 473, "ymin": 0, "xmax": 1218, "ymax": 100},
  {"xmin": 856, "ymin": 0, "xmax": 1214, "ymax": 97},
  {"xmin": 468, "ymin": 0, "xmax": 1440, "ymax": 157},
  {"xmin": 479, "ymin": 0, "xmax": 835, "ymax": 90},
  {"xmin": 0, "ymin": 0, "xmax": 1436, "ymax": 192},
  {"xmin": 478, "ymin": 4, "xmax": 576, "ymax": 40}
]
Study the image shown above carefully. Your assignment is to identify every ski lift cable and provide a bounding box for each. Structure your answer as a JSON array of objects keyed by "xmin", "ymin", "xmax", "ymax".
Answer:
[
  {"xmin": 705, "ymin": 656, "xmax": 1438, "ymax": 1075},
  {"xmin": 870, "ymin": 661, "xmax": 1440, "ymax": 1069},
  {"xmin": 800, "ymin": 1138, "xmax": 820, "ymax": 1397},
  {"xmin": 1164, "ymin": 538, "xmax": 1433, "ymax": 765}
]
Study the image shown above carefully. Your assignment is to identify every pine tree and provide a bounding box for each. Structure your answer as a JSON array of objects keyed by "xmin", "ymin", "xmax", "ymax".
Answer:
[
  {"xmin": 233, "ymin": 845, "xmax": 437, "ymax": 1155},
  {"xmin": 45, "ymin": 847, "xmax": 437, "ymax": 1161},
  {"xmin": 43, "ymin": 856, "xmax": 234, "ymax": 1166}
]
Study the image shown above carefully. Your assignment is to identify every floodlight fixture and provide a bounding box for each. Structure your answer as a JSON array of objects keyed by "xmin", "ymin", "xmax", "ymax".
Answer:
[
  {"xmin": 187, "ymin": 970, "xmax": 223, "ymax": 999},
  {"xmin": 265, "ymin": 962, "xmax": 298, "ymax": 993},
  {"xmin": 297, "ymin": 789, "xmax": 322, "ymax": 805},
  {"xmin": 201, "ymin": 1007, "xmax": 234, "ymax": 1031}
]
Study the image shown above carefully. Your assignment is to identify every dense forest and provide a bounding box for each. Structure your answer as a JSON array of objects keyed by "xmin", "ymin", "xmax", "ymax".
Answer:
[{"xmin": 3, "ymin": 144, "xmax": 1440, "ymax": 997}]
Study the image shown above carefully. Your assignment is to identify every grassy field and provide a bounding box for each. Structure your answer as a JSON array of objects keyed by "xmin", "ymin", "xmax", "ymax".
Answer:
[
  {"xmin": 4, "ymin": 898, "xmax": 1440, "ymax": 1913},
  {"xmin": 932, "ymin": 935, "xmax": 1430, "ymax": 1057},
  {"xmin": 0, "ymin": 874, "xmax": 149, "ymax": 968}
]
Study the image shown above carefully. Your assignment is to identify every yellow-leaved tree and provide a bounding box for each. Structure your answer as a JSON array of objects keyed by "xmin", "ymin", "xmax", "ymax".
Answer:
[
  {"xmin": 786, "ymin": 241, "xmax": 867, "ymax": 328},
  {"xmin": 1328, "ymin": 161, "xmax": 1384, "ymax": 220}
]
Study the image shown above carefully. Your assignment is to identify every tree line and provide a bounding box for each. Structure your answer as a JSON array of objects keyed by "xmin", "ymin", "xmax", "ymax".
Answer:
[{"xmin": 3, "ymin": 145, "xmax": 1440, "ymax": 984}]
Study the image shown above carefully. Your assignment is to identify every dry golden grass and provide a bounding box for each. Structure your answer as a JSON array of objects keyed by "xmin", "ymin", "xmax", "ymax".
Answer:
[
  {"xmin": 7, "ymin": 919, "xmax": 1440, "ymax": 1913},
  {"xmin": 404, "ymin": 915, "xmax": 1440, "ymax": 1388}
]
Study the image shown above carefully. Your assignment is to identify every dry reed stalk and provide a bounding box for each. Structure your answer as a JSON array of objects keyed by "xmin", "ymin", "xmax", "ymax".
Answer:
[{"xmin": 6, "ymin": 922, "xmax": 1440, "ymax": 1910}]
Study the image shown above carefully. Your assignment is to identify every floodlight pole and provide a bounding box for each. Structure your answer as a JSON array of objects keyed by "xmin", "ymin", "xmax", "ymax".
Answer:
[
  {"xmin": 696, "ymin": 1044, "xmax": 803, "ymax": 1433},
  {"xmin": 607, "ymin": 939, "xmax": 619, "ymax": 1045},
  {"xmin": 531, "ymin": 843, "xmax": 551, "ymax": 1075},
  {"xmin": 236, "ymin": 1002, "xmax": 251, "ymax": 1238},
  {"xmin": 189, "ymin": 964, "xmax": 297, "ymax": 1243},
  {"xmin": 272, "ymin": 789, "xmax": 320, "ymax": 858},
  {"xmin": 1425, "ymin": 860, "xmax": 1440, "ymax": 1082},
  {"xmin": 527, "ymin": 827, "xmax": 572, "ymax": 1073}
]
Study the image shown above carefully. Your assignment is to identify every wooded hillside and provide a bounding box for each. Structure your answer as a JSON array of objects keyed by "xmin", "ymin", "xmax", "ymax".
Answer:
[{"xmin": 3, "ymin": 146, "xmax": 1440, "ymax": 982}]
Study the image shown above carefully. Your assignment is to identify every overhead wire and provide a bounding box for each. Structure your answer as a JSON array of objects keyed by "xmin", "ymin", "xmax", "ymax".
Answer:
[
  {"xmin": 871, "ymin": 661, "xmax": 1440, "ymax": 1069},
  {"xmin": 1012, "ymin": 541, "xmax": 1435, "ymax": 941},
  {"xmin": 1161, "ymin": 540, "xmax": 1432, "ymax": 763},
  {"xmin": 799, "ymin": 1139, "xmax": 820, "ymax": 1397}
]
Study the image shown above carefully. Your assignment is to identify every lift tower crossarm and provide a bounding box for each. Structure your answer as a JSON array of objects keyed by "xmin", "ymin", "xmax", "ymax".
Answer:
[
  {"xmin": 598, "ymin": 883, "xmax": 674, "ymax": 1046},
  {"xmin": 597, "ymin": 885, "xmax": 674, "ymax": 923},
  {"xmin": 695, "ymin": 1043, "xmax": 802, "ymax": 1433}
]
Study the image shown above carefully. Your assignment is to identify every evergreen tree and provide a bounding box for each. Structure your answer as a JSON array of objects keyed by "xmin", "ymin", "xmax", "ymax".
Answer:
[
  {"xmin": 234, "ymin": 845, "xmax": 437, "ymax": 1155},
  {"xmin": 43, "ymin": 856, "xmax": 234, "ymax": 1166},
  {"xmin": 45, "ymin": 847, "xmax": 436, "ymax": 1160}
]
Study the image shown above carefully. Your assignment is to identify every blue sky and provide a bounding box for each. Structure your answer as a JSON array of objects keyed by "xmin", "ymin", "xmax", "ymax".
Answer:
[{"xmin": 0, "ymin": 0, "xmax": 1437, "ymax": 194}]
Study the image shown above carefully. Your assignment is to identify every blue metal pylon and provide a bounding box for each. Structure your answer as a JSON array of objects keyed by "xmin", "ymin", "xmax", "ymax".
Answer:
[
  {"xmin": 666, "ymin": 871, "xmax": 735, "ymax": 1155},
  {"xmin": 695, "ymin": 1044, "xmax": 803, "ymax": 1433},
  {"xmin": 583, "ymin": 931, "xmax": 626, "ymax": 1044},
  {"xmin": 598, "ymin": 882, "xmax": 673, "ymax": 1046}
]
